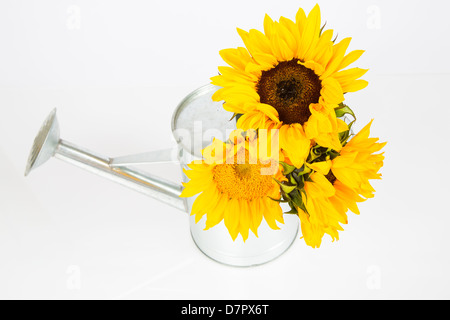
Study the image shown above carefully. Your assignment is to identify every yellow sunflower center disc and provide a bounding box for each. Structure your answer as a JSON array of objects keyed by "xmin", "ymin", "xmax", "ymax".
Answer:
[
  {"xmin": 212, "ymin": 163, "xmax": 274, "ymax": 201},
  {"xmin": 257, "ymin": 59, "xmax": 322, "ymax": 125}
]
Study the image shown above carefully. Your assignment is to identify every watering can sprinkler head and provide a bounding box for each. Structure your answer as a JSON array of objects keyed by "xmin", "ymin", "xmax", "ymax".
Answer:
[{"xmin": 24, "ymin": 108, "xmax": 60, "ymax": 177}]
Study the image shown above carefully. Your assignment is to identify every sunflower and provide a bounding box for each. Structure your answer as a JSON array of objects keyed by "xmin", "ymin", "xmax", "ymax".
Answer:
[
  {"xmin": 211, "ymin": 4, "xmax": 368, "ymax": 168},
  {"xmin": 180, "ymin": 129, "xmax": 285, "ymax": 241},
  {"xmin": 281, "ymin": 120, "xmax": 386, "ymax": 248},
  {"xmin": 329, "ymin": 120, "xmax": 386, "ymax": 200},
  {"xmin": 299, "ymin": 171, "xmax": 347, "ymax": 248}
]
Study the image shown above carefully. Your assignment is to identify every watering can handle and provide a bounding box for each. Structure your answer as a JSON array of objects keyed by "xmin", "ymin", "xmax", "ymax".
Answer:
[
  {"xmin": 109, "ymin": 148, "xmax": 179, "ymax": 167},
  {"xmin": 108, "ymin": 148, "xmax": 189, "ymax": 211}
]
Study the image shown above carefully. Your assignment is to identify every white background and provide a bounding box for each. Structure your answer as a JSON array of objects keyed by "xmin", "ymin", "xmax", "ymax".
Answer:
[{"xmin": 1, "ymin": 0, "xmax": 449, "ymax": 299}]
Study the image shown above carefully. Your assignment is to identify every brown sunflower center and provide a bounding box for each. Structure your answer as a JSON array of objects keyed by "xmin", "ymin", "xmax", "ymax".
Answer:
[
  {"xmin": 257, "ymin": 59, "xmax": 322, "ymax": 125},
  {"xmin": 213, "ymin": 163, "xmax": 274, "ymax": 201}
]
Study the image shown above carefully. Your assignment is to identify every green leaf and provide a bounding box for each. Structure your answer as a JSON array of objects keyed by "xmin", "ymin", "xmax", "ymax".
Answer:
[
  {"xmin": 269, "ymin": 196, "xmax": 289, "ymax": 203},
  {"xmin": 289, "ymin": 174, "xmax": 297, "ymax": 186},
  {"xmin": 335, "ymin": 103, "xmax": 356, "ymax": 119},
  {"xmin": 279, "ymin": 161, "xmax": 296, "ymax": 175},
  {"xmin": 328, "ymin": 150, "xmax": 340, "ymax": 161},
  {"xmin": 348, "ymin": 119, "xmax": 356, "ymax": 130},
  {"xmin": 274, "ymin": 178, "xmax": 297, "ymax": 195},
  {"xmin": 282, "ymin": 192, "xmax": 292, "ymax": 201},
  {"xmin": 297, "ymin": 166, "xmax": 312, "ymax": 176},
  {"xmin": 230, "ymin": 113, "xmax": 243, "ymax": 122},
  {"xmin": 339, "ymin": 130, "xmax": 350, "ymax": 144},
  {"xmin": 280, "ymin": 183, "xmax": 297, "ymax": 194},
  {"xmin": 289, "ymin": 189, "xmax": 302, "ymax": 207},
  {"xmin": 296, "ymin": 179, "xmax": 305, "ymax": 191},
  {"xmin": 284, "ymin": 207, "xmax": 298, "ymax": 215}
]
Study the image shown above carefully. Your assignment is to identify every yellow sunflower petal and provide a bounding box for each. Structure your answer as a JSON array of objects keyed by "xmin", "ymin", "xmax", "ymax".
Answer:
[
  {"xmin": 298, "ymin": 4, "xmax": 321, "ymax": 61},
  {"xmin": 204, "ymin": 194, "xmax": 228, "ymax": 230},
  {"xmin": 321, "ymin": 37, "xmax": 352, "ymax": 79},
  {"xmin": 249, "ymin": 29, "xmax": 273, "ymax": 55},
  {"xmin": 342, "ymin": 79, "xmax": 369, "ymax": 93},
  {"xmin": 238, "ymin": 200, "xmax": 251, "ymax": 241},
  {"xmin": 274, "ymin": 22, "xmax": 297, "ymax": 58},
  {"xmin": 219, "ymin": 47, "xmax": 252, "ymax": 72},
  {"xmin": 320, "ymin": 77, "xmax": 345, "ymax": 104},
  {"xmin": 310, "ymin": 172, "xmax": 335, "ymax": 197},
  {"xmin": 256, "ymin": 103, "xmax": 280, "ymax": 123},
  {"xmin": 271, "ymin": 33, "xmax": 295, "ymax": 61},
  {"xmin": 338, "ymin": 50, "xmax": 365, "ymax": 71},
  {"xmin": 279, "ymin": 124, "xmax": 310, "ymax": 168},
  {"xmin": 306, "ymin": 160, "xmax": 332, "ymax": 175},
  {"xmin": 295, "ymin": 7, "xmax": 307, "ymax": 35},
  {"xmin": 218, "ymin": 66, "xmax": 258, "ymax": 82},
  {"xmin": 252, "ymin": 52, "xmax": 278, "ymax": 70},
  {"xmin": 313, "ymin": 29, "xmax": 335, "ymax": 66},
  {"xmin": 249, "ymin": 200, "xmax": 263, "ymax": 237},
  {"xmin": 180, "ymin": 182, "xmax": 204, "ymax": 198},
  {"xmin": 279, "ymin": 16, "xmax": 301, "ymax": 56},
  {"xmin": 223, "ymin": 198, "xmax": 241, "ymax": 236},
  {"xmin": 334, "ymin": 68, "xmax": 369, "ymax": 93},
  {"xmin": 261, "ymin": 197, "xmax": 281, "ymax": 230},
  {"xmin": 299, "ymin": 60, "xmax": 325, "ymax": 76},
  {"xmin": 298, "ymin": 208, "xmax": 323, "ymax": 249},
  {"xmin": 263, "ymin": 14, "xmax": 274, "ymax": 39}
]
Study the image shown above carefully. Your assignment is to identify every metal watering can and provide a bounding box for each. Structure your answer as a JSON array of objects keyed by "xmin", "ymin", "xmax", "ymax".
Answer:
[{"xmin": 24, "ymin": 84, "xmax": 299, "ymax": 267}]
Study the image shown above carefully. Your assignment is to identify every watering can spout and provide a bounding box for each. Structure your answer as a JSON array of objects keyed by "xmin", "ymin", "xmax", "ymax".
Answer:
[{"xmin": 24, "ymin": 109, "xmax": 187, "ymax": 212}]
